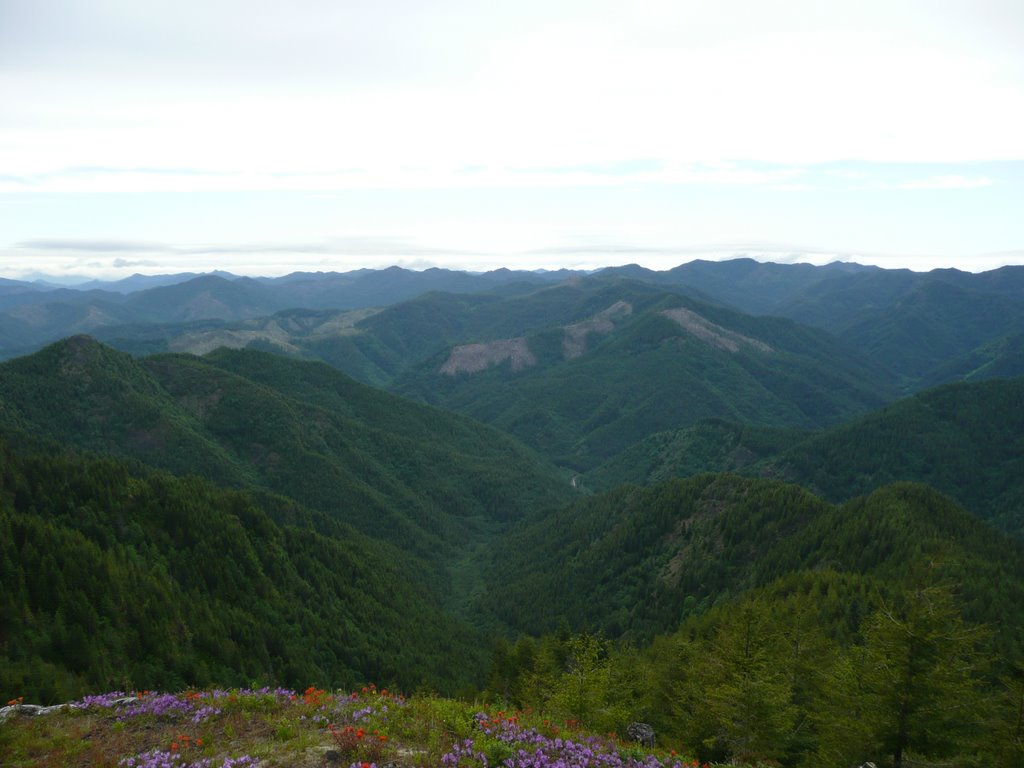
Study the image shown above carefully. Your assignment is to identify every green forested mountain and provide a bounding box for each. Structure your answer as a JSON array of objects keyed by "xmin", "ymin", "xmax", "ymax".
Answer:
[
  {"xmin": 2, "ymin": 329, "xmax": 1023, "ymax": 768},
  {"xmin": 769, "ymin": 377, "xmax": 1024, "ymax": 535},
  {"xmin": 92, "ymin": 278, "xmax": 895, "ymax": 472},
  {"xmin": 586, "ymin": 418, "xmax": 808, "ymax": 490},
  {"xmin": 98, "ymin": 281, "xmax": 669, "ymax": 386},
  {"xmin": 600, "ymin": 257, "xmax": 877, "ymax": 315},
  {"xmin": 476, "ymin": 475, "xmax": 1024, "ymax": 650},
  {"xmin": 7, "ymin": 261, "xmax": 1024, "ymax": 401},
  {"xmin": 3, "ymin": 263, "xmax": 1024, "ymax": 768},
  {"xmin": 774, "ymin": 265, "xmax": 1024, "ymax": 332},
  {"xmin": 588, "ymin": 377, "xmax": 1024, "ymax": 536},
  {"xmin": 0, "ymin": 336, "xmax": 571, "ymax": 555},
  {"xmin": 0, "ymin": 441, "xmax": 486, "ymax": 702},
  {"xmin": 918, "ymin": 331, "xmax": 1024, "ymax": 388},
  {"xmin": 0, "ymin": 268, "xmax": 570, "ymax": 359},
  {"xmin": 594, "ymin": 261, "xmax": 1024, "ymax": 392},
  {"xmin": 394, "ymin": 284, "xmax": 894, "ymax": 470},
  {"xmin": 481, "ymin": 478, "xmax": 1024, "ymax": 768},
  {"xmin": 486, "ymin": 562, "xmax": 1022, "ymax": 768},
  {"xmin": 836, "ymin": 280, "xmax": 1024, "ymax": 388}
]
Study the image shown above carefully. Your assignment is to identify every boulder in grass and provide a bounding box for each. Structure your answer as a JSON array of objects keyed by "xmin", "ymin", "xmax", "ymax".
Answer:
[{"xmin": 626, "ymin": 722, "xmax": 655, "ymax": 747}]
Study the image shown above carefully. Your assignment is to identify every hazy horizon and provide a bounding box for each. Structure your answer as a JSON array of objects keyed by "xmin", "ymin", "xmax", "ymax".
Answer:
[
  {"xmin": 3, "ymin": 1, "xmax": 1022, "ymax": 279},
  {"xmin": 5, "ymin": 252, "xmax": 1020, "ymax": 287}
]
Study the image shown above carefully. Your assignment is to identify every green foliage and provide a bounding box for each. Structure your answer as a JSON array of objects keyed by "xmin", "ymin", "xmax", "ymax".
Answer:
[
  {"xmin": 921, "ymin": 331, "xmax": 1024, "ymax": 389},
  {"xmin": 476, "ymin": 476, "xmax": 1024, "ymax": 664},
  {"xmin": 814, "ymin": 581, "xmax": 990, "ymax": 768},
  {"xmin": 590, "ymin": 377, "xmax": 1024, "ymax": 539},
  {"xmin": 490, "ymin": 573, "xmax": 1013, "ymax": 768},
  {"xmin": 0, "ymin": 338, "xmax": 570, "ymax": 560},
  {"xmin": 0, "ymin": 441, "xmax": 488, "ymax": 700},
  {"xmin": 838, "ymin": 280, "xmax": 1024, "ymax": 389},
  {"xmin": 397, "ymin": 288, "xmax": 894, "ymax": 471},
  {"xmin": 586, "ymin": 418, "xmax": 808, "ymax": 491},
  {"xmin": 772, "ymin": 378, "xmax": 1024, "ymax": 537},
  {"xmin": 546, "ymin": 633, "xmax": 635, "ymax": 733}
]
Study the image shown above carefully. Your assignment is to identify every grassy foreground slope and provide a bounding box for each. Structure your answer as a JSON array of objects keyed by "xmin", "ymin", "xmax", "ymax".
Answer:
[{"xmin": 2, "ymin": 687, "xmax": 708, "ymax": 768}]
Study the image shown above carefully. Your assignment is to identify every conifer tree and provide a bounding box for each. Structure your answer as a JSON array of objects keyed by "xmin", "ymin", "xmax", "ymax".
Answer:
[
  {"xmin": 700, "ymin": 602, "xmax": 796, "ymax": 763},
  {"xmin": 818, "ymin": 581, "xmax": 988, "ymax": 768}
]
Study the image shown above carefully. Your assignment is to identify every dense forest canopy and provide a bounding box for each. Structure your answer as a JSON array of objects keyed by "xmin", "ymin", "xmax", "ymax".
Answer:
[{"xmin": 3, "ymin": 260, "xmax": 1024, "ymax": 767}]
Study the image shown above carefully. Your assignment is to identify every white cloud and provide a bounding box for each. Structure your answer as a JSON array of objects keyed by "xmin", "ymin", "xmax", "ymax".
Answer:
[
  {"xmin": 893, "ymin": 175, "xmax": 994, "ymax": 190},
  {"xmin": 2, "ymin": 0, "xmax": 1023, "ymax": 194},
  {"xmin": 0, "ymin": 1, "xmax": 1021, "ymax": 274},
  {"xmin": 0, "ymin": 160, "xmax": 810, "ymax": 194}
]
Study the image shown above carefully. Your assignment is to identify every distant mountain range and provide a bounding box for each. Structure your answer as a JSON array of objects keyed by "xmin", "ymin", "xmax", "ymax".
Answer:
[{"xmin": 4, "ymin": 259, "xmax": 1022, "ymax": 394}]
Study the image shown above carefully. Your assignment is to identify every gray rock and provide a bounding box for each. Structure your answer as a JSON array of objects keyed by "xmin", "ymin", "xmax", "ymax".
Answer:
[
  {"xmin": 0, "ymin": 702, "xmax": 71, "ymax": 722},
  {"xmin": 626, "ymin": 721, "xmax": 655, "ymax": 748}
]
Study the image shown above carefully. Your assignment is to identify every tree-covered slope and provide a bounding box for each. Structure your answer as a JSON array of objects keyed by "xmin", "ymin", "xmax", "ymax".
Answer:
[
  {"xmin": 0, "ymin": 442, "xmax": 485, "ymax": 702},
  {"xmin": 476, "ymin": 475, "xmax": 1024, "ymax": 655},
  {"xmin": 836, "ymin": 280, "xmax": 1024, "ymax": 388},
  {"xmin": 585, "ymin": 419, "xmax": 808, "ymax": 491},
  {"xmin": 395, "ymin": 288, "xmax": 895, "ymax": 470},
  {"xmin": 0, "ymin": 337, "xmax": 571, "ymax": 555},
  {"xmin": 587, "ymin": 377, "xmax": 1024, "ymax": 537},
  {"xmin": 768, "ymin": 377, "xmax": 1024, "ymax": 535},
  {"xmin": 918, "ymin": 331, "xmax": 1024, "ymax": 388},
  {"xmin": 614, "ymin": 257, "xmax": 877, "ymax": 315},
  {"xmin": 0, "ymin": 268, "xmax": 573, "ymax": 360}
]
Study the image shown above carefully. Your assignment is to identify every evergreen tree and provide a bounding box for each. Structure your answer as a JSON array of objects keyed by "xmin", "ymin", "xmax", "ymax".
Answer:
[
  {"xmin": 821, "ymin": 581, "xmax": 988, "ymax": 768},
  {"xmin": 700, "ymin": 602, "xmax": 797, "ymax": 764}
]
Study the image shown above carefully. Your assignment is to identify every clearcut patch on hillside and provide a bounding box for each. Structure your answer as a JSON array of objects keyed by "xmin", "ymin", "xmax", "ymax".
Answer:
[
  {"xmin": 562, "ymin": 301, "xmax": 633, "ymax": 359},
  {"xmin": 661, "ymin": 308, "xmax": 773, "ymax": 353},
  {"xmin": 168, "ymin": 309, "xmax": 380, "ymax": 356},
  {"xmin": 440, "ymin": 338, "xmax": 536, "ymax": 375}
]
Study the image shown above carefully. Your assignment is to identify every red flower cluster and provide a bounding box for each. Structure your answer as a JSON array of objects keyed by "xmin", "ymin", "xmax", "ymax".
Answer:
[
  {"xmin": 168, "ymin": 733, "xmax": 202, "ymax": 752},
  {"xmin": 302, "ymin": 686, "xmax": 328, "ymax": 706}
]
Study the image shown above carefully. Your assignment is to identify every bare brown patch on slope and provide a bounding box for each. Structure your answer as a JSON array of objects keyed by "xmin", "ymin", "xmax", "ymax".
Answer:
[
  {"xmin": 168, "ymin": 309, "xmax": 380, "ymax": 355},
  {"xmin": 660, "ymin": 308, "xmax": 773, "ymax": 354},
  {"xmin": 562, "ymin": 301, "xmax": 633, "ymax": 359},
  {"xmin": 440, "ymin": 338, "xmax": 536, "ymax": 375}
]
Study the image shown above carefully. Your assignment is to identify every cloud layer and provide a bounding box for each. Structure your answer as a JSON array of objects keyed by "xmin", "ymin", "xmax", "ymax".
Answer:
[{"xmin": 1, "ymin": 1, "xmax": 1022, "ymax": 275}]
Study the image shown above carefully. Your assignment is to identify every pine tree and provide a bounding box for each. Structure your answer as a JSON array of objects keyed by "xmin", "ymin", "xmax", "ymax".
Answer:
[
  {"xmin": 700, "ymin": 601, "xmax": 796, "ymax": 764},
  {"xmin": 828, "ymin": 581, "xmax": 988, "ymax": 768}
]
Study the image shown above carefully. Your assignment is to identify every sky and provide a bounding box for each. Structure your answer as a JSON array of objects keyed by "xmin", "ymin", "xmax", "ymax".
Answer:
[{"xmin": 1, "ymin": 0, "xmax": 1023, "ymax": 280}]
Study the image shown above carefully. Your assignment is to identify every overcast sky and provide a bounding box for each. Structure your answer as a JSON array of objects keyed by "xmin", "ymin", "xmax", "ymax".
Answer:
[{"xmin": 2, "ymin": 0, "xmax": 1023, "ymax": 279}]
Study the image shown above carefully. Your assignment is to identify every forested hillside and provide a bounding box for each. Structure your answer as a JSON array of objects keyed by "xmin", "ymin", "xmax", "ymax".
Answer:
[
  {"xmin": 393, "ymin": 284, "xmax": 894, "ymax": 470},
  {"xmin": 477, "ymin": 475, "xmax": 1024, "ymax": 652},
  {"xmin": 480, "ymin": 479, "xmax": 1024, "ymax": 767},
  {"xmin": 0, "ymin": 441, "xmax": 485, "ymax": 701},
  {"xmin": 591, "ymin": 377, "xmax": 1024, "ymax": 536},
  {"xmin": 2, "ymin": 264, "xmax": 1024, "ymax": 768},
  {"xmin": 0, "ymin": 336, "xmax": 570, "ymax": 555},
  {"xmin": 0, "ymin": 267, "xmax": 568, "ymax": 359},
  {"xmin": 7, "ymin": 261, "xmax": 1024, "ymax": 399},
  {"xmin": 27, "ymin": 279, "xmax": 898, "ymax": 475}
]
